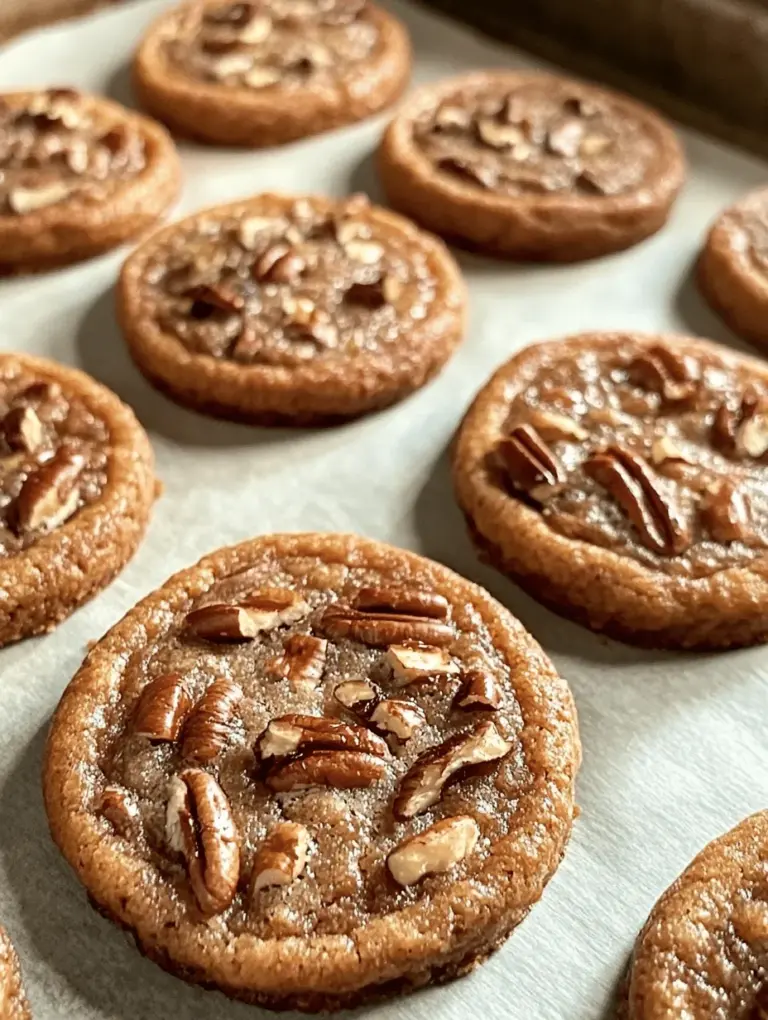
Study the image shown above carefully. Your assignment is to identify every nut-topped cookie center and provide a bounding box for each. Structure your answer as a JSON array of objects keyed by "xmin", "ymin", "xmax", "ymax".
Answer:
[
  {"xmin": 168, "ymin": 0, "xmax": 379, "ymax": 90},
  {"xmin": 0, "ymin": 370, "xmax": 109, "ymax": 555},
  {"xmin": 96, "ymin": 555, "xmax": 527, "ymax": 937},
  {"xmin": 144, "ymin": 195, "xmax": 439, "ymax": 366},
  {"xmin": 413, "ymin": 80, "xmax": 658, "ymax": 197},
  {"xmin": 0, "ymin": 90, "xmax": 147, "ymax": 216},
  {"xmin": 495, "ymin": 338, "xmax": 768, "ymax": 577}
]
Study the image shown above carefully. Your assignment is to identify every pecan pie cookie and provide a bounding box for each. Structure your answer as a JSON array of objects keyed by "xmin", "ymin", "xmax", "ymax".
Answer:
[
  {"xmin": 133, "ymin": 0, "xmax": 411, "ymax": 147},
  {"xmin": 118, "ymin": 192, "xmax": 466, "ymax": 424},
  {"xmin": 454, "ymin": 332, "xmax": 768, "ymax": 650},
  {"xmin": 0, "ymin": 88, "xmax": 180, "ymax": 273},
  {"xmin": 698, "ymin": 187, "xmax": 768, "ymax": 355},
  {"xmin": 622, "ymin": 811, "xmax": 768, "ymax": 1019},
  {"xmin": 43, "ymin": 532, "xmax": 580, "ymax": 1011},
  {"xmin": 0, "ymin": 352, "xmax": 156, "ymax": 646},
  {"xmin": 378, "ymin": 71, "xmax": 685, "ymax": 261},
  {"xmin": 0, "ymin": 927, "xmax": 30, "ymax": 1020}
]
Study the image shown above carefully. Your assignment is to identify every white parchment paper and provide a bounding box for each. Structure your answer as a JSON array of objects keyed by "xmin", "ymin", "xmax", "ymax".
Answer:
[{"xmin": 0, "ymin": 3, "xmax": 767, "ymax": 1017}]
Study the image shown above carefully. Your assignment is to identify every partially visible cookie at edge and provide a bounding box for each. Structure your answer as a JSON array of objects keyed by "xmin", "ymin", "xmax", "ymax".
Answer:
[
  {"xmin": 0, "ymin": 88, "xmax": 180, "ymax": 273},
  {"xmin": 0, "ymin": 926, "xmax": 31, "ymax": 1020},
  {"xmin": 0, "ymin": 352, "xmax": 156, "ymax": 647},
  {"xmin": 117, "ymin": 192, "xmax": 466, "ymax": 424},
  {"xmin": 698, "ymin": 187, "xmax": 768, "ymax": 354},
  {"xmin": 378, "ymin": 70, "xmax": 685, "ymax": 261},
  {"xmin": 43, "ymin": 531, "xmax": 580, "ymax": 1011},
  {"xmin": 133, "ymin": 0, "xmax": 411, "ymax": 147},
  {"xmin": 453, "ymin": 331, "xmax": 768, "ymax": 649},
  {"xmin": 622, "ymin": 811, "xmax": 768, "ymax": 1019}
]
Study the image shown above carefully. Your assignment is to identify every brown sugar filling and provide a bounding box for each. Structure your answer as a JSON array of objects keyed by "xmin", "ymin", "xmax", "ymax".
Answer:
[
  {"xmin": 0, "ymin": 369, "xmax": 109, "ymax": 556},
  {"xmin": 494, "ymin": 338, "xmax": 768, "ymax": 577},
  {"xmin": 95, "ymin": 557, "xmax": 530, "ymax": 939},
  {"xmin": 413, "ymin": 79, "xmax": 659, "ymax": 197}
]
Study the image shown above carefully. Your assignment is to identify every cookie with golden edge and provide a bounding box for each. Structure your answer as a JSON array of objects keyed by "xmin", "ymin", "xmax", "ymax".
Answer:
[
  {"xmin": 44, "ymin": 531, "xmax": 580, "ymax": 1011},
  {"xmin": 0, "ymin": 927, "xmax": 30, "ymax": 1020}
]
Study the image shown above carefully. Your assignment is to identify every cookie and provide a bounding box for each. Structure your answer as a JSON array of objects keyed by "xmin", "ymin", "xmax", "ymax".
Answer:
[
  {"xmin": 0, "ymin": 927, "xmax": 30, "ymax": 1020},
  {"xmin": 622, "ymin": 811, "xmax": 768, "ymax": 1019},
  {"xmin": 117, "ymin": 192, "xmax": 466, "ymax": 424},
  {"xmin": 133, "ymin": 0, "xmax": 411, "ymax": 147},
  {"xmin": 0, "ymin": 88, "xmax": 180, "ymax": 273},
  {"xmin": 378, "ymin": 70, "xmax": 685, "ymax": 261},
  {"xmin": 43, "ymin": 532, "xmax": 580, "ymax": 1012},
  {"xmin": 453, "ymin": 332, "xmax": 768, "ymax": 650},
  {"xmin": 0, "ymin": 352, "xmax": 156, "ymax": 647},
  {"xmin": 698, "ymin": 187, "xmax": 768, "ymax": 354}
]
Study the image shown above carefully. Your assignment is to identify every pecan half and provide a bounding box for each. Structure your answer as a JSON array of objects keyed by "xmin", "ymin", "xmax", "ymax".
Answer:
[
  {"xmin": 265, "ymin": 750, "xmax": 387, "ymax": 792},
  {"xmin": 454, "ymin": 669, "xmax": 502, "ymax": 711},
  {"xmin": 585, "ymin": 447, "xmax": 690, "ymax": 556},
  {"xmin": 333, "ymin": 679, "xmax": 379, "ymax": 712},
  {"xmin": 498, "ymin": 424, "xmax": 565, "ymax": 494},
  {"xmin": 386, "ymin": 645, "xmax": 460, "ymax": 686},
  {"xmin": 165, "ymin": 769, "xmax": 240, "ymax": 915},
  {"xmin": 12, "ymin": 447, "xmax": 84, "ymax": 534},
  {"xmin": 394, "ymin": 721, "xmax": 512, "ymax": 820},
  {"xmin": 132, "ymin": 673, "xmax": 192, "ymax": 742},
  {"xmin": 185, "ymin": 282, "xmax": 244, "ymax": 316},
  {"xmin": 319, "ymin": 606, "xmax": 454, "ymax": 648},
  {"xmin": 186, "ymin": 589, "xmax": 309, "ymax": 642},
  {"xmin": 257, "ymin": 714, "xmax": 389, "ymax": 761},
  {"xmin": 181, "ymin": 679, "xmax": 243, "ymax": 763},
  {"xmin": 353, "ymin": 587, "xmax": 449, "ymax": 620},
  {"xmin": 268, "ymin": 634, "xmax": 327, "ymax": 689},
  {"xmin": 252, "ymin": 243, "xmax": 305, "ymax": 283},
  {"xmin": 700, "ymin": 482, "xmax": 753, "ymax": 544},
  {"xmin": 251, "ymin": 822, "xmax": 311, "ymax": 896},
  {"xmin": 627, "ymin": 346, "xmax": 699, "ymax": 404},
  {"xmin": 98, "ymin": 786, "xmax": 141, "ymax": 839},
  {"xmin": 370, "ymin": 699, "xmax": 425, "ymax": 741},
  {"xmin": 3, "ymin": 405, "xmax": 44, "ymax": 453},
  {"xmin": 436, "ymin": 157, "xmax": 497, "ymax": 189},
  {"xmin": 387, "ymin": 815, "xmax": 479, "ymax": 887},
  {"xmin": 712, "ymin": 392, "xmax": 768, "ymax": 460}
]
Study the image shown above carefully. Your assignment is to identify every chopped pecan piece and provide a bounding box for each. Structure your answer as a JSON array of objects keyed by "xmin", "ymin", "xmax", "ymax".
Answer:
[
  {"xmin": 268, "ymin": 634, "xmax": 327, "ymax": 689},
  {"xmin": 9, "ymin": 181, "xmax": 73, "ymax": 214},
  {"xmin": 627, "ymin": 346, "xmax": 699, "ymax": 404},
  {"xmin": 454, "ymin": 669, "xmax": 502, "ymax": 711},
  {"xmin": 388, "ymin": 815, "xmax": 479, "ymax": 886},
  {"xmin": 342, "ymin": 238, "xmax": 385, "ymax": 265},
  {"xmin": 333, "ymin": 679, "xmax": 379, "ymax": 712},
  {"xmin": 498, "ymin": 424, "xmax": 566, "ymax": 494},
  {"xmin": 585, "ymin": 447, "xmax": 690, "ymax": 556},
  {"xmin": 354, "ymin": 587, "xmax": 449, "ymax": 619},
  {"xmin": 437, "ymin": 157, "xmax": 497, "ymax": 189},
  {"xmin": 132, "ymin": 673, "xmax": 192, "ymax": 742},
  {"xmin": 186, "ymin": 589, "xmax": 309, "ymax": 642},
  {"xmin": 253, "ymin": 243, "xmax": 305, "ymax": 283},
  {"xmin": 265, "ymin": 750, "xmax": 388, "ymax": 791},
  {"xmin": 475, "ymin": 118, "xmax": 527, "ymax": 151},
  {"xmin": 12, "ymin": 447, "xmax": 85, "ymax": 535},
  {"xmin": 712, "ymin": 391, "xmax": 768, "ymax": 460},
  {"xmin": 165, "ymin": 769, "xmax": 240, "ymax": 915},
  {"xmin": 2, "ymin": 405, "xmax": 44, "ymax": 453},
  {"xmin": 528, "ymin": 410, "xmax": 588, "ymax": 443},
  {"xmin": 257, "ymin": 714, "xmax": 389, "ymax": 761},
  {"xmin": 580, "ymin": 133, "xmax": 612, "ymax": 156},
  {"xmin": 181, "ymin": 679, "xmax": 243, "ymax": 763},
  {"xmin": 370, "ymin": 699, "xmax": 425, "ymax": 741},
  {"xmin": 700, "ymin": 482, "xmax": 753, "ymax": 544},
  {"xmin": 185, "ymin": 282, "xmax": 244, "ymax": 316},
  {"xmin": 98, "ymin": 786, "xmax": 141, "ymax": 839},
  {"xmin": 650, "ymin": 436, "xmax": 692, "ymax": 466},
  {"xmin": 237, "ymin": 215, "xmax": 282, "ymax": 250},
  {"xmin": 386, "ymin": 645, "xmax": 460, "ymax": 686},
  {"xmin": 546, "ymin": 117, "xmax": 585, "ymax": 157},
  {"xmin": 432, "ymin": 104, "xmax": 471, "ymax": 133},
  {"xmin": 319, "ymin": 606, "xmax": 454, "ymax": 648},
  {"xmin": 394, "ymin": 721, "xmax": 512, "ymax": 820},
  {"xmin": 251, "ymin": 822, "xmax": 311, "ymax": 896},
  {"xmin": 282, "ymin": 297, "xmax": 338, "ymax": 348}
]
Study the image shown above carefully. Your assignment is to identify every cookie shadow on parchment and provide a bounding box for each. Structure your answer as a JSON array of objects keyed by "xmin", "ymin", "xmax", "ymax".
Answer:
[
  {"xmin": 673, "ymin": 257, "xmax": 753, "ymax": 355},
  {"xmin": 76, "ymin": 285, "xmax": 306, "ymax": 449},
  {"xmin": 0, "ymin": 723, "xmax": 292, "ymax": 1020}
]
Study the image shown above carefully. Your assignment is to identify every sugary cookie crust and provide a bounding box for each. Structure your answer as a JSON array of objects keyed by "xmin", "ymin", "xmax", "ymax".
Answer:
[{"xmin": 0, "ymin": 926, "xmax": 30, "ymax": 1020}]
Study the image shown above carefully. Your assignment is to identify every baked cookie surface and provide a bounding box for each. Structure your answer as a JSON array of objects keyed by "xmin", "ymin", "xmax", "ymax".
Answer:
[
  {"xmin": 453, "ymin": 332, "xmax": 768, "ymax": 649},
  {"xmin": 133, "ymin": 0, "xmax": 411, "ymax": 147},
  {"xmin": 623, "ymin": 811, "xmax": 768, "ymax": 1019},
  {"xmin": 0, "ymin": 88, "xmax": 180, "ymax": 272},
  {"xmin": 0, "ymin": 927, "xmax": 30, "ymax": 1020},
  {"xmin": 118, "ymin": 192, "xmax": 466, "ymax": 424},
  {"xmin": 43, "ymin": 532, "xmax": 580, "ymax": 1012},
  {"xmin": 378, "ymin": 71, "xmax": 685, "ymax": 260},
  {"xmin": 698, "ymin": 187, "xmax": 768, "ymax": 354},
  {"xmin": 0, "ymin": 352, "xmax": 156, "ymax": 646}
]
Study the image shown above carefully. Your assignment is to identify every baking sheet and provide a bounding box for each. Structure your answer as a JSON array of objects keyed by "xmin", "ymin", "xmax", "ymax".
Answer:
[{"xmin": 0, "ymin": 3, "xmax": 767, "ymax": 1018}]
